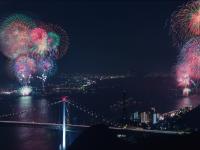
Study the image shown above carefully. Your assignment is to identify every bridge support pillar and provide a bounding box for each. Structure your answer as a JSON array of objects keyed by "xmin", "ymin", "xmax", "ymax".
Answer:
[
  {"xmin": 62, "ymin": 100, "xmax": 66, "ymax": 150},
  {"xmin": 61, "ymin": 96, "xmax": 68, "ymax": 150}
]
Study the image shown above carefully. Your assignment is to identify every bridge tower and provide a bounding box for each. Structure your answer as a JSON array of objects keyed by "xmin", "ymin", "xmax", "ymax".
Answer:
[
  {"xmin": 122, "ymin": 90, "xmax": 128, "ymax": 126},
  {"xmin": 61, "ymin": 96, "xmax": 68, "ymax": 150}
]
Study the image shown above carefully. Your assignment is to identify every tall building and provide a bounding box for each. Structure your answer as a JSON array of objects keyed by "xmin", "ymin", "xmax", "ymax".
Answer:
[
  {"xmin": 153, "ymin": 113, "xmax": 158, "ymax": 124},
  {"xmin": 140, "ymin": 112, "xmax": 150, "ymax": 124},
  {"xmin": 122, "ymin": 90, "xmax": 128, "ymax": 124},
  {"xmin": 134, "ymin": 112, "xmax": 139, "ymax": 120},
  {"xmin": 150, "ymin": 107, "xmax": 158, "ymax": 124},
  {"xmin": 130, "ymin": 111, "xmax": 140, "ymax": 122}
]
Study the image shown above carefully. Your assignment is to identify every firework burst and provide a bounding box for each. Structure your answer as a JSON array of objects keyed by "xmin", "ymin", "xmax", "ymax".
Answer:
[
  {"xmin": 13, "ymin": 55, "xmax": 36, "ymax": 85},
  {"xmin": 170, "ymin": 1, "xmax": 200, "ymax": 96},
  {"xmin": 0, "ymin": 13, "xmax": 69, "ymax": 88},
  {"xmin": 30, "ymin": 27, "xmax": 49, "ymax": 57},
  {"xmin": 176, "ymin": 63, "xmax": 191, "ymax": 87},
  {"xmin": 37, "ymin": 58, "xmax": 56, "ymax": 77},
  {"xmin": 178, "ymin": 37, "xmax": 200, "ymax": 79},
  {"xmin": 0, "ymin": 14, "xmax": 35, "ymax": 59},
  {"xmin": 171, "ymin": 0, "xmax": 200, "ymax": 47},
  {"xmin": 39, "ymin": 23, "xmax": 69, "ymax": 59}
]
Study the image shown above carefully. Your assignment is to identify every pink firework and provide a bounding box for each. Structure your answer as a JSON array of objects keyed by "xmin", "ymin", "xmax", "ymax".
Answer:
[
  {"xmin": 176, "ymin": 63, "xmax": 191, "ymax": 87},
  {"xmin": 171, "ymin": 0, "xmax": 200, "ymax": 47},
  {"xmin": 189, "ymin": 8, "xmax": 200, "ymax": 35},
  {"xmin": 14, "ymin": 55, "xmax": 36, "ymax": 84},
  {"xmin": 30, "ymin": 27, "xmax": 49, "ymax": 57},
  {"xmin": 179, "ymin": 37, "xmax": 200, "ymax": 79},
  {"xmin": 38, "ymin": 23, "xmax": 69, "ymax": 59},
  {"xmin": 1, "ymin": 21, "xmax": 31, "ymax": 59},
  {"xmin": 186, "ymin": 54, "xmax": 200, "ymax": 79},
  {"xmin": 31, "ymin": 27, "xmax": 47, "ymax": 43},
  {"xmin": 37, "ymin": 58, "xmax": 56, "ymax": 76}
]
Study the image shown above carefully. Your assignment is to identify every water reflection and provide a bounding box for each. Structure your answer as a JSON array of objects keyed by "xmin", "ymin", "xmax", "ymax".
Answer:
[
  {"xmin": 37, "ymin": 98, "xmax": 49, "ymax": 122},
  {"xmin": 17, "ymin": 96, "xmax": 32, "ymax": 121},
  {"xmin": 18, "ymin": 96, "xmax": 32, "ymax": 108},
  {"xmin": 176, "ymin": 95, "xmax": 200, "ymax": 110},
  {"xmin": 15, "ymin": 127, "xmax": 60, "ymax": 150},
  {"xmin": 14, "ymin": 96, "xmax": 62, "ymax": 150}
]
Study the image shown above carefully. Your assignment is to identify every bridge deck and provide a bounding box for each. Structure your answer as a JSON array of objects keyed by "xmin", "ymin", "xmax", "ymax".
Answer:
[{"xmin": 0, "ymin": 120, "xmax": 190, "ymax": 135}]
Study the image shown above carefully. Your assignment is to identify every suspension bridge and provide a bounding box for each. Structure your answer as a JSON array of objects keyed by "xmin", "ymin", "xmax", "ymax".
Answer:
[{"xmin": 0, "ymin": 96, "xmax": 191, "ymax": 150}]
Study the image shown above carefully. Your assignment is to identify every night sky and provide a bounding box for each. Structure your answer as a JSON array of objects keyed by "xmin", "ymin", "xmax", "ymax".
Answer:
[{"xmin": 0, "ymin": 0, "xmax": 189, "ymax": 78}]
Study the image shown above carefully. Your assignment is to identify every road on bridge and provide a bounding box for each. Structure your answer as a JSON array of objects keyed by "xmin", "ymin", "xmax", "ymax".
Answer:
[{"xmin": 0, "ymin": 120, "xmax": 190, "ymax": 135}]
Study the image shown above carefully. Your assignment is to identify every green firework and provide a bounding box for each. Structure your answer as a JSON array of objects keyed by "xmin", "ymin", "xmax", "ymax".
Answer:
[
  {"xmin": 48, "ymin": 32, "xmax": 60, "ymax": 48},
  {"xmin": 0, "ymin": 14, "xmax": 36, "ymax": 31}
]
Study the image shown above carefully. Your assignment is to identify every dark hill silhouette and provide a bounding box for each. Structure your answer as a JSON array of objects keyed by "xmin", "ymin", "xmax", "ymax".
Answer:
[
  {"xmin": 68, "ymin": 124, "xmax": 133, "ymax": 150},
  {"xmin": 69, "ymin": 124, "xmax": 200, "ymax": 150},
  {"xmin": 178, "ymin": 105, "xmax": 200, "ymax": 131}
]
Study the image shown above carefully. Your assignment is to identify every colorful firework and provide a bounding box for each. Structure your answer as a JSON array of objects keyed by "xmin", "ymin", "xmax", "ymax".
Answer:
[
  {"xmin": 30, "ymin": 27, "xmax": 49, "ymax": 57},
  {"xmin": 0, "ymin": 22, "xmax": 30, "ymax": 58},
  {"xmin": 170, "ymin": 0, "xmax": 200, "ymax": 47},
  {"xmin": 176, "ymin": 63, "xmax": 193, "ymax": 96},
  {"xmin": 178, "ymin": 37, "xmax": 200, "ymax": 79},
  {"xmin": 0, "ymin": 13, "xmax": 69, "ymax": 87},
  {"xmin": 179, "ymin": 37, "xmax": 200, "ymax": 58},
  {"xmin": 48, "ymin": 32, "xmax": 60, "ymax": 48},
  {"xmin": 13, "ymin": 55, "xmax": 36, "ymax": 84},
  {"xmin": 176, "ymin": 63, "xmax": 191, "ymax": 87},
  {"xmin": 52, "ymin": 25, "xmax": 69, "ymax": 59},
  {"xmin": 0, "ymin": 14, "xmax": 35, "ymax": 30},
  {"xmin": 175, "ymin": 37, "xmax": 200, "ymax": 96},
  {"xmin": 37, "ymin": 58, "xmax": 56, "ymax": 77},
  {"xmin": 0, "ymin": 14, "xmax": 35, "ymax": 59},
  {"xmin": 41, "ymin": 24, "xmax": 69, "ymax": 59},
  {"xmin": 31, "ymin": 27, "xmax": 47, "ymax": 43}
]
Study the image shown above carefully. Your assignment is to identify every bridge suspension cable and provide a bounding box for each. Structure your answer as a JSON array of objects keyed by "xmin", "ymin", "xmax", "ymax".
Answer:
[
  {"xmin": 0, "ymin": 98, "xmax": 62, "ymax": 119},
  {"xmin": 0, "ymin": 97, "xmax": 121, "ymax": 127},
  {"xmin": 67, "ymin": 100, "xmax": 121, "ymax": 127}
]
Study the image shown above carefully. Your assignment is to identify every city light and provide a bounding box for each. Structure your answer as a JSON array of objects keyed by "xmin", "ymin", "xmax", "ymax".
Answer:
[{"xmin": 19, "ymin": 86, "xmax": 32, "ymax": 96}]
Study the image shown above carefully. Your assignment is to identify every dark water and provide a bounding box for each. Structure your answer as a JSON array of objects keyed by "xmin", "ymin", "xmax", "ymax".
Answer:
[
  {"xmin": 0, "ymin": 96, "xmax": 80, "ymax": 150},
  {"xmin": 0, "ymin": 77, "xmax": 200, "ymax": 150}
]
